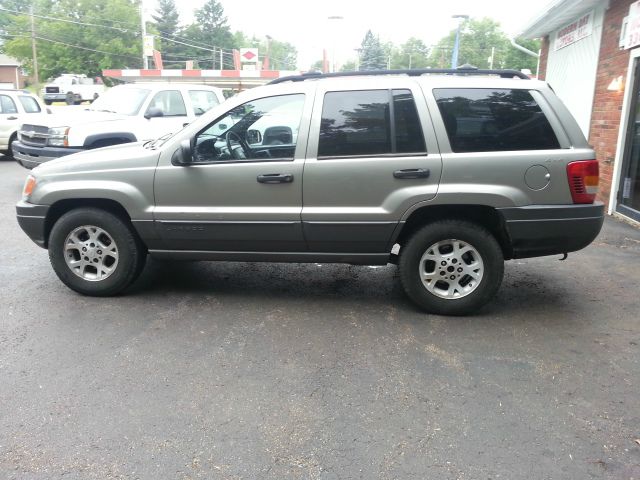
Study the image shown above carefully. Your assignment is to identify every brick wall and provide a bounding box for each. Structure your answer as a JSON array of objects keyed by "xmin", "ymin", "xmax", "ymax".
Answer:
[
  {"xmin": 590, "ymin": 0, "xmax": 634, "ymax": 205},
  {"xmin": 0, "ymin": 66, "xmax": 22, "ymax": 88}
]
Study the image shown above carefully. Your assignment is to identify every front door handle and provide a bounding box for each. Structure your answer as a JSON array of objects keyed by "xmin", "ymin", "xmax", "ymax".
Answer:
[
  {"xmin": 257, "ymin": 173, "xmax": 293, "ymax": 184},
  {"xmin": 393, "ymin": 168, "xmax": 430, "ymax": 179},
  {"xmin": 7, "ymin": 116, "xmax": 18, "ymax": 120}
]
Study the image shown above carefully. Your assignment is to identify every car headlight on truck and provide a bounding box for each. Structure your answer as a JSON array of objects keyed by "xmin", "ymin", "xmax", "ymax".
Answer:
[{"xmin": 47, "ymin": 126, "xmax": 70, "ymax": 147}]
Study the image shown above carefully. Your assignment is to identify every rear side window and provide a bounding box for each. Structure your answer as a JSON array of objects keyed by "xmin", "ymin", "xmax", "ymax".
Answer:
[
  {"xmin": 318, "ymin": 89, "xmax": 426, "ymax": 157},
  {"xmin": 147, "ymin": 90, "xmax": 187, "ymax": 117},
  {"xmin": 18, "ymin": 95, "xmax": 41, "ymax": 113},
  {"xmin": 189, "ymin": 90, "xmax": 219, "ymax": 115},
  {"xmin": 0, "ymin": 95, "xmax": 18, "ymax": 114},
  {"xmin": 433, "ymin": 88, "xmax": 560, "ymax": 153}
]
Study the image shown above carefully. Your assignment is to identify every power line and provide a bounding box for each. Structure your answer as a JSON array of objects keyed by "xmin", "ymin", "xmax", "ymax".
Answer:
[
  {"xmin": 2, "ymin": 34, "xmax": 141, "ymax": 60},
  {"xmin": 0, "ymin": 6, "xmax": 139, "ymax": 34}
]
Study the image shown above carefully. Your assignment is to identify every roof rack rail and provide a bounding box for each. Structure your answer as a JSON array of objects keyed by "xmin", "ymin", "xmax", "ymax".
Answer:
[{"xmin": 269, "ymin": 67, "xmax": 530, "ymax": 85}]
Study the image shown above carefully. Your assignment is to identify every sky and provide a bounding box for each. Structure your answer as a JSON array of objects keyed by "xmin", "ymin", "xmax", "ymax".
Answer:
[{"xmin": 147, "ymin": 0, "xmax": 553, "ymax": 69}]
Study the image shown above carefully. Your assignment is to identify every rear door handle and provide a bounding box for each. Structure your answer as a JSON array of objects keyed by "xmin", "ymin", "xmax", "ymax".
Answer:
[
  {"xmin": 257, "ymin": 173, "xmax": 293, "ymax": 184},
  {"xmin": 393, "ymin": 168, "xmax": 430, "ymax": 179},
  {"xmin": 7, "ymin": 116, "xmax": 18, "ymax": 120}
]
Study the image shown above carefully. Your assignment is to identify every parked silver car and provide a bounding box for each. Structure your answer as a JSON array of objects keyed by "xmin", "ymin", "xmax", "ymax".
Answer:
[{"xmin": 16, "ymin": 68, "xmax": 604, "ymax": 315}]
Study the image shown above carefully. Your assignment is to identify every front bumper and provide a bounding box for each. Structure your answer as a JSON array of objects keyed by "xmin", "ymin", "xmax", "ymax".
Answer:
[
  {"xmin": 498, "ymin": 202, "xmax": 605, "ymax": 259},
  {"xmin": 12, "ymin": 141, "xmax": 84, "ymax": 169},
  {"xmin": 16, "ymin": 200, "xmax": 49, "ymax": 248}
]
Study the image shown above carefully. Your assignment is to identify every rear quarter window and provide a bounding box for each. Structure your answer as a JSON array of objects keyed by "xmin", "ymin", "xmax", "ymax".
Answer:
[{"xmin": 433, "ymin": 88, "xmax": 560, "ymax": 153}]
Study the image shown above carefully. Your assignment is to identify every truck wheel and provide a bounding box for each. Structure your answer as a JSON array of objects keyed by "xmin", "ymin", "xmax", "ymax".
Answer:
[
  {"xmin": 2, "ymin": 134, "xmax": 16, "ymax": 160},
  {"xmin": 65, "ymin": 92, "xmax": 74, "ymax": 105},
  {"xmin": 399, "ymin": 220, "xmax": 504, "ymax": 316},
  {"xmin": 48, "ymin": 208, "xmax": 147, "ymax": 296},
  {"xmin": 44, "ymin": 100, "xmax": 52, "ymax": 106},
  {"xmin": 91, "ymin": 93, "xmax": 99, "ymax": 103}
]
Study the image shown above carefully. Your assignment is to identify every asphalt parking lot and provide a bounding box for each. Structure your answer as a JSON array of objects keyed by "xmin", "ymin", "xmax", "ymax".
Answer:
[{"xmin": 0, "ymin": 158, "xmax": 639, "ymax": 479}]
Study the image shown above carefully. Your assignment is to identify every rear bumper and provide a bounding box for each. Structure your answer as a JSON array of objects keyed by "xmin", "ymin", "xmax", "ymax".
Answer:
[
  {"xmin": 12, "ymin": 141, "xmax": 83, "ymax": 169},
  {"xmin": 16, "ymin": 200, "xmax": 49, "ymax": 248},
  {"xmin": 498, "ymin": 203, "xmax": 605, "ymax": 259},
  {"xmin": 43, "ymin": 93, "xmax": 68, "ymax": 101}
]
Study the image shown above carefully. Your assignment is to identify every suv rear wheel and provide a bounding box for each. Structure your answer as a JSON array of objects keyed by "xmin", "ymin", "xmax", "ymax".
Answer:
[
  {"xmin": 399, "ymin": 220, "xmax": 504, "ymax": 315},
  {"xmin": 48, "ymin": 208, "xmax": 147, "ymax": 296}
]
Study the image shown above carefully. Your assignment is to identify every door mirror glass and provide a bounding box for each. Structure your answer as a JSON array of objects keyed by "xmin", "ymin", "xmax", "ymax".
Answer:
[
  {"xmin": 246, "ymin": 129, "xmax": 262, "ymax": 145},
  {"xmin": 145, "ymin": 106, "xmax": 164, "ymax": 119},
  {"xmin": 171, "ymin": 138, "xmax": 193, "ymax": 166}
]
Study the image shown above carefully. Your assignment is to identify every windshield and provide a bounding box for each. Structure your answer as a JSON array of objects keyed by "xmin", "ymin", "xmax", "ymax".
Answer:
[{"xmin": 88, "ymin": 87, "xmax": 150, "ymax": 116}]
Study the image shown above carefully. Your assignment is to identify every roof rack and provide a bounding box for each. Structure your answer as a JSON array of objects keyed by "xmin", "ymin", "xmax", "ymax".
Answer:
[{"xmin": 269, "ymin": 67, "xmax": 530, "ymax": 85}]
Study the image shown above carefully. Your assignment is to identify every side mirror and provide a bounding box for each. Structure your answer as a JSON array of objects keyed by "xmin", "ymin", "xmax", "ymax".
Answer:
[
  {"xmin": 144, "ymin": 106, "xmax": 164, "ymax": 119},
  {"xmin": 171, "ymin": 138, "xmax": 193, "ymax": 166},
  {"xmin": 246, "ymin": 129, "xmax": 262, "ymax": 144}
]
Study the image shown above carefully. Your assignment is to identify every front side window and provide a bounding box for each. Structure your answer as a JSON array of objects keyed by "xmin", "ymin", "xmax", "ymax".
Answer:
[
  {"xmin": 189, "ymin": 90, "xmax": 219, "ymax": 115},
  {"xmin": 318, "ymin": 89, "xmax": 426, "ymax": 157},
  {"xmin": 193, "ymin": 94, "xmax": 305, "ymax": 163},
  {"xmin": 0, "ymin": 95, "xmax": 18, "ymax": 114},
  {"xmin": 18, "ymin": 95, "xmax": 41, "ymax": 113},
  {"xmin": 89, "ymin": 87, "xmax": 150, "ymax": 116},
  {"xmin": 434, "ymin": 88, "xmax": 560, "ymax": 153},
  {"xmin": 147, "ymin": 90, "xmax": 187, "ymax": 117}
]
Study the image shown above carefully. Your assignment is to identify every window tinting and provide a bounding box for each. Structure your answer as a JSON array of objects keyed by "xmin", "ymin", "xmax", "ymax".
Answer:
[
  {"xmin": 319, "ymin": 90, "xmax": 391, "ymax": 157},
  {"xmin": 18, "ymin": 95, "xmax": 41, "ymax": 113},
  {"xmin": 434, "ymin": 88, "xmax": 560, "ymax": 153},
  {"xmin": 318, "ymin": 89, "xmax": 426, "ymax": 157},
  {"xmin": 0, "ymin": 95, "xmax": 18, "ymax": 114},
  {"xmin": 394, "ymin": 89, "xmax": 426, "ymax": 153}
]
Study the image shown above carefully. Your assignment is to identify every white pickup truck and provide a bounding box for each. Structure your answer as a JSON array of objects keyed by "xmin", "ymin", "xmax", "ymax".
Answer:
[
  {"xmin": 41, "ymin": 74, "xmax": 105, "ymax": 105},
  {"xmin": 13, "ymin": 83, "xmax": 225, "ymax": 169}
]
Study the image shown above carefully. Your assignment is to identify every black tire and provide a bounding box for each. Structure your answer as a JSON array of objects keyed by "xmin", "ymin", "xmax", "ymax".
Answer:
[
  {"xmin": 44, "ymin": 99, "xmax": 52, "ymax": 106},
  {"xmin": 399, "ymin": 220, "xmax": 504, "ymax": 316},
  {"xmin": 92, "ymin": 93, "xmax": 99, "ymax": 102},
  {"xmin": 48, "ymin": 208, "xmax": 147, "ymax": 296},
  {"xmin": 65, "ymin": 92, "xmax": 75, "ymax": 105},
  {"xmin": 2, "ymin": 134, "xmax": 16, "ymax": 161}
]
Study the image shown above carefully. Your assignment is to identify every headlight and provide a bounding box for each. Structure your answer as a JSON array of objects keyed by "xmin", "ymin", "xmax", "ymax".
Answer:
[
  {"xmin": 47, "ymin": 126, "xmax": 70, "ymax": 147},
  {"xmin": 23, "ymin": 175, "xmax": 36, "ymax": 200}
]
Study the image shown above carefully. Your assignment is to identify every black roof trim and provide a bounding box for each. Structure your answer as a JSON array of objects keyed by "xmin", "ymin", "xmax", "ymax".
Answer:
[{"xmin": 268, "ymin": 68, "xmax": 530, "ymax": 85}]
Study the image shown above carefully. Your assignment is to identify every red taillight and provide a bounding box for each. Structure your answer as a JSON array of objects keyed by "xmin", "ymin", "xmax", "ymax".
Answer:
[{"xmin": 567, "ymin": 160, "xmax": 599, "ymax": 204}]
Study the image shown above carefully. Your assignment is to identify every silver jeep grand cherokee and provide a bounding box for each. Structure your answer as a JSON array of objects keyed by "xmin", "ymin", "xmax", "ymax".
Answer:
[{"xmin": 16, "ymin": 68, "xmax": 604, "ymax": 315}]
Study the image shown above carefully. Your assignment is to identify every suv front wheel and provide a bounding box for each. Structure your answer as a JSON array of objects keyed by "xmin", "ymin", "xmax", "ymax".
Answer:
[
  {"xmin": 399, "ymin": 220, "xmax": 504, "ymax": 315},
  {"xmin": 48, "ymin": 208, "xmax": 147, "ymax": 296}
]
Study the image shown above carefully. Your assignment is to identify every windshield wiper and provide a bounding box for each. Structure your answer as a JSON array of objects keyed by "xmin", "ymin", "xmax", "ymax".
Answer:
[{"xmin": 146, "ymin": 132, "xmax": 174, "ymax": 149}]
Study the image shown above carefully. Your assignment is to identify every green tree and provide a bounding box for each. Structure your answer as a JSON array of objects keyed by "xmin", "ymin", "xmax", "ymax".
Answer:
[
  {"xmin": 191, "ymin": 0, "xmax": 233, "ymax": 69},
  {"xmin": 503, "ymin": 37, "xmax": 541, "ymax": 73},
  {"xmin": 262, "ymin": 38, "xmax": 297, "ymax": 70},
  {"xmin": 152, "ymin": 0, "xmax": 180, "ymax": 63},
  {"xmin": 309, "ymin": 59, "xmax": 325, "ymax": 72},
  {"xmin": 2, "ymin": 0, "xmax": 141, "ymax": 80},
  {"xmin": 360, "ymin": 30, "xmax": 386, "ymax": 70},
  {"xmin": 391, "ymin": 37, "xmax": 431, "ymax": 69},
  {"xmin": 428, "ymin": 17, "xmax": 540, "ymax": 72},
  {"xmin": 340, "ymin": 60, "xmax": 356, "ymax": 72}
]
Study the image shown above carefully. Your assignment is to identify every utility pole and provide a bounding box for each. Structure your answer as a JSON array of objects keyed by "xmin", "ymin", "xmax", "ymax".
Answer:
[
  {"xmin": 29, "ymin": 4, "xmax": 39, "ymax": 84},
  {"xmin": 140, "ymin": 2, "xmax": 148, "ymax": 69},
  {"xmin": 451, "ymin": 14, "xmax": 469, "ymax": 69},
  {"xmin": 489, "ymin": 46, "xmax": 495, "ymax": 69},
  {"xmin": 220, "ymin": 48, "xmax": 224, "ymax": 70}
]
